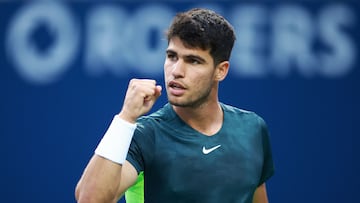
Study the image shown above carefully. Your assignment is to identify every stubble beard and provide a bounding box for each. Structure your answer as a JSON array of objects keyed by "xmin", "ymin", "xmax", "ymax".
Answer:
[{"xmin": 168, "ymin": 85, "xmax": 213, "ymax": 108}]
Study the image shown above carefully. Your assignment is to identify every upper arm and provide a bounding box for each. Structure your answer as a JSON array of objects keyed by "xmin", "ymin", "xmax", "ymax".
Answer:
[
  {"xmin": 252, "ymin": 183, "xmax": 269, "ymax": 203},
  {"xmin": 116, "ymin": 160, "xmax": 139, "ymax": 198},
  {"xmin": 75, "ymin": 156, "xmax": 138, "ymax": 203}
]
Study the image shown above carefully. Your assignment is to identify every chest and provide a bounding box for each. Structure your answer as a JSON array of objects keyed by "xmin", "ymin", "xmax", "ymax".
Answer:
[{"xmin": 144, "ymin": 128, "xmax": 264, "ymax": 199}]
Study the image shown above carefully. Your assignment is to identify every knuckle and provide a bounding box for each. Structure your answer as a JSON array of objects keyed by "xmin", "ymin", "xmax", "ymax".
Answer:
[{"xmin": 129, "ymin": 78, "xmax": 136, "ymax": 84}]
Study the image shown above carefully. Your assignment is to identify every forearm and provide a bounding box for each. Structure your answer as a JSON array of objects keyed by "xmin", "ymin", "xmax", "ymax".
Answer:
[
  {"xmin": 75, "ymin": 155, "xmax": 123, "ymax": 203},
  {"xmin": 75, "ymin": 115, "xmax": 139, "ymax": 202},
  {"xmin": 75, "ymin": 79, "xmax": 161, "ymax": 202},
  {"xmin": 252, "ymin": 183, "xmax": 269, "ymax": 203}
]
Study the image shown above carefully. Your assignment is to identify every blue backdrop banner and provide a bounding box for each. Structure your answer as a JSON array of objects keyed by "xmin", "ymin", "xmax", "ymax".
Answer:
[{"xmin": 1, "ymin": 1, "xmax": 359, "ymax": 202}]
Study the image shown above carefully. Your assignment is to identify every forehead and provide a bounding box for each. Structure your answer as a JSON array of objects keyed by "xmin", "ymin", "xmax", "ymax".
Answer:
[{"xmin": 167, "ymin": 37, "xmax": 211, "ymax": 58}]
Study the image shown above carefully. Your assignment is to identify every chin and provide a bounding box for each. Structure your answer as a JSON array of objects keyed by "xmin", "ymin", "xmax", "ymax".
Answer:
[
  {"xmin": 168, "ymin": 98, "xmax": 184, "ymax": 107},
  {"xmin": 168, "ymin": 96, "xmax": 188, "ymax": 107},
  {"xmin": 169, "ymin": 98, "xmax": 206, "ymax": 108}
]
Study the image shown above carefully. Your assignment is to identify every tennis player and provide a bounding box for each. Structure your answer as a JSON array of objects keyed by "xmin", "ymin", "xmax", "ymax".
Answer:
[{"xmin": 76, "ymin": 8, "xmax": 275, "ymax": 203}]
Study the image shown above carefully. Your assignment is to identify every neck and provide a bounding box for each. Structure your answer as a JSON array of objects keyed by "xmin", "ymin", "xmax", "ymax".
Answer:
[{"xmin": 173, "ymin": 100, "xmax": 223, "ymax": 136}]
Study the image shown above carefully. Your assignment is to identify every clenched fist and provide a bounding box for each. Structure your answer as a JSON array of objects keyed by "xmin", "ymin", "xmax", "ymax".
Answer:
[{"xmin": 118, "ymin": 79, "xmax": 162, "ymax": 123}]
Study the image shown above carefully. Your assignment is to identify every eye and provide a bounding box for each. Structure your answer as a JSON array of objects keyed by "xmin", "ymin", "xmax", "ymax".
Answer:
[
  {"xmin": 166, "ymin": 53, "xmax": 177, "ymax": 61},
  {"xmin": 185, "ymin": 57, "xmax": 202, "ymax": 65},
  {"xmin": 190, "ymin": 59, "xmax": 201, "ymax": 65}
]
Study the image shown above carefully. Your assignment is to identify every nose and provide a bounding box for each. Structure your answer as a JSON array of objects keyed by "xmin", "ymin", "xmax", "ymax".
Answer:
[{"xmin": 172, "ymin": 60, "xmax": 185, "ymax": 78}]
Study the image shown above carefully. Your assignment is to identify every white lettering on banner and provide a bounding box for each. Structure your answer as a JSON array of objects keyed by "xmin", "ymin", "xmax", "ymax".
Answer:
[
  {"xmin": 270, "ymin": 5, "xmax": 317, "ymax": 77},
  {"xmin": 230, "ymin": 4, "xmax": 356, "ymax": 78},
  {"xmin": 125, "ymin": 5, "xmax": 173, "ymax": 75},
  {"xmin": 4, "ymin": 2, "xmax": 357, "ymax": 84},
  {"xmin": 85, "ymin": 5, "xmax": 173, "ymax": 76},
  {"xmin": 318, "ymin": 4, "xmax": 356, "ymax": 77},
  {"xmin": 85, "ymin": 5, "xmax": 131, "ymax": 76},
  {"xmin": 230, "ymin": 5, "xmax": 268, "ymax": 77},
  {"xmin": 6, "ymin": 1, "xmax": 79, "ymax": 84}
]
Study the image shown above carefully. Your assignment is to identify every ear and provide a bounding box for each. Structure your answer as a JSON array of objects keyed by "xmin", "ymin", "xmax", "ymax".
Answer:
[{"xmin": 214, "ymin": 61, "xmax": 229, "ymax": 81}]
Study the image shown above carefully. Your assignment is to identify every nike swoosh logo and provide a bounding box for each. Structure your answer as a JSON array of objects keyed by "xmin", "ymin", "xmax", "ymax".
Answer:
[{"xmin": 202, "ymin": 145, "xmax": 221, "ymax": 154}]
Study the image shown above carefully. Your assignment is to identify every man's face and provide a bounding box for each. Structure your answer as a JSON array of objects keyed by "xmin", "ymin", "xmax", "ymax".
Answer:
[{"xmin": 164, "ymin": 37, "xmax": 218, "ymax": 108}]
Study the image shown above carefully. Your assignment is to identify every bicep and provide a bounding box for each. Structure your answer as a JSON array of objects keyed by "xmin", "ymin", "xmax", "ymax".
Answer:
[
  {"xmin": 252, "ymin": 183, "xmax": 269, "ymax": 203},
  {"xmin": 117, "ymin": 160, "xmax": 139, "ymax": 198}
]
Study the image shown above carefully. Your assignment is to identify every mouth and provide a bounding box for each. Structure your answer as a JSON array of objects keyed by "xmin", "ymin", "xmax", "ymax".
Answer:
[
  {"xmin": 169, "ymin": 81, "xmax": 185, "ymax": 89},
  {"xmin": 168, "ymin": 81, "xmax": 186, "ymax": 96}
]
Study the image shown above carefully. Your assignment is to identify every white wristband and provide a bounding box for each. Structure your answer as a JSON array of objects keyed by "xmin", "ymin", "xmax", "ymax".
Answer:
[{"xmin": 95, "ymin": 115, "xmax": 136, "ymax": 164}]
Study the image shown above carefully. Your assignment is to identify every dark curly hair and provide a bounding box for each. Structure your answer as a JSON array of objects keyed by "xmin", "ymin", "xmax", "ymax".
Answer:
[{"xmin": 166, "ymin": 8, "xmax": 236, "ymax": 66}]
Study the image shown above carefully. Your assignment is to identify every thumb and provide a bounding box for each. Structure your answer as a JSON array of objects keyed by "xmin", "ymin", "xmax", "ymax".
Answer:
[
  {"xmin": 143, "ymin": 85, "xmax": 162, "ymax": 107},
  {"xmin": 154, "ymin": 85, "xmax": 162, "ymax": 99}
]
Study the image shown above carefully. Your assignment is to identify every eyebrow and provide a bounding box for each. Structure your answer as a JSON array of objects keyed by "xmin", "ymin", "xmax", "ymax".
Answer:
[{"xmin": 166, "ymin": 49, "xmax": 207, "ymax": 64}]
